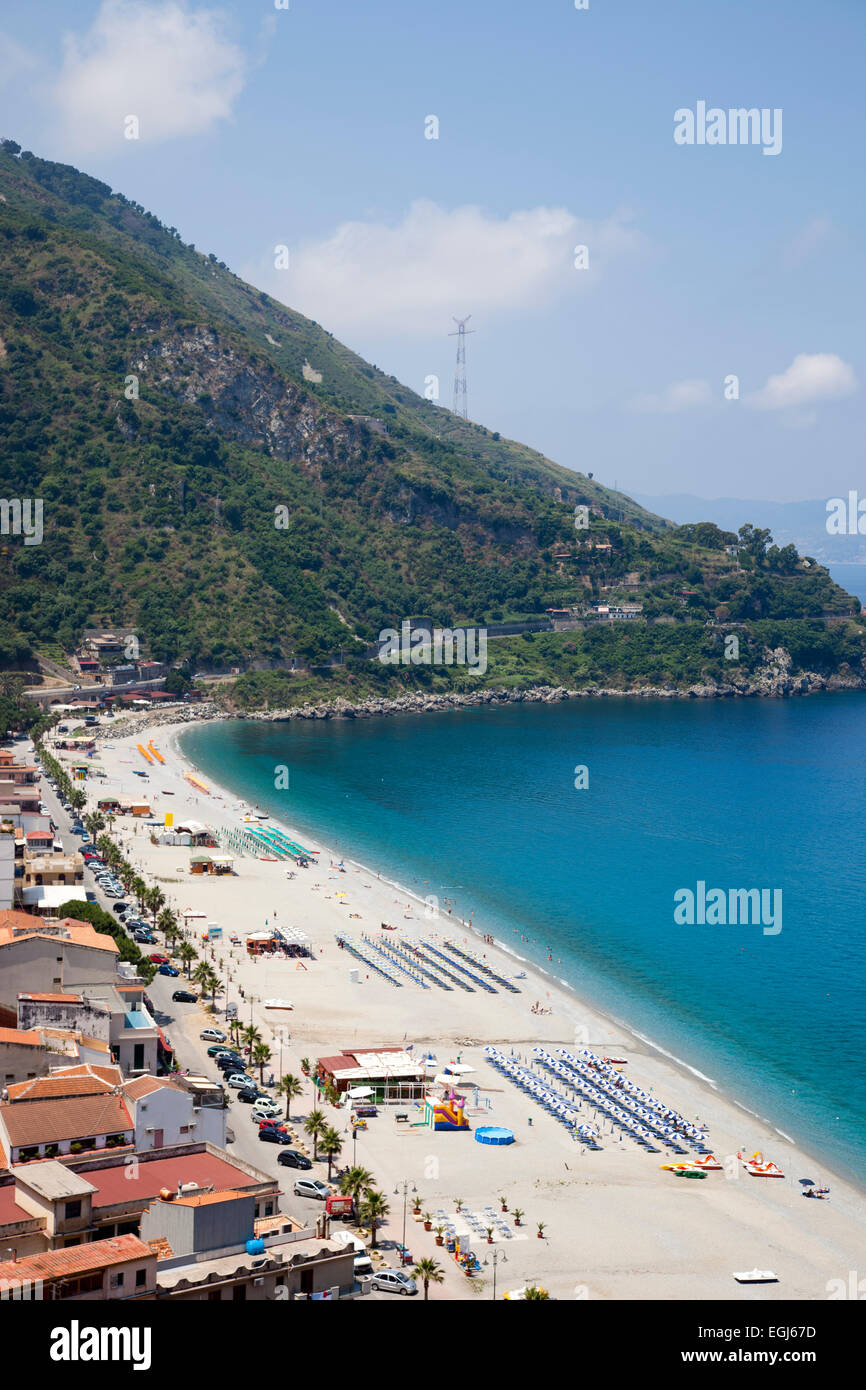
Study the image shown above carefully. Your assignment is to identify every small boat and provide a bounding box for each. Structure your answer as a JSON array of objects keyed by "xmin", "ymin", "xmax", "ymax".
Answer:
[
  {"xmin": 745, "ymin": 1160, "xmax": 785, "ymax": 1178},
  {"xmin": 733, "ymin": 1269, "xmax": 779, "ymax": 1284},
  {"xmin": 674, "ymin": 1168, "xmax": 707, "ymax": 1179}
]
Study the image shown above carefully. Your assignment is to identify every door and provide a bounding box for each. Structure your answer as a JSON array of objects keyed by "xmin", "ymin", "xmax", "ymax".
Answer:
[{"xmin": 152, "ymin": 1129, "xmax": 164, "ymax": 1148}]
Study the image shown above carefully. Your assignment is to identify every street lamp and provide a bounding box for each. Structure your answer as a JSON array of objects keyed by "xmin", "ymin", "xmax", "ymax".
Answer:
[{"xmin": 484, "ymin": 1248, "xmax": 507, "ymax": 1300}]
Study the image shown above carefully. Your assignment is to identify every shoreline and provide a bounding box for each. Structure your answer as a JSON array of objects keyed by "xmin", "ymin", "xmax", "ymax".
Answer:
[
  {"xmin": 169, "ymin": 719, "xmax": 865, "ymax": 1199},
  {"xmin": 61, "ymin": 713, "xmax": 866, "ymax": 1299}
]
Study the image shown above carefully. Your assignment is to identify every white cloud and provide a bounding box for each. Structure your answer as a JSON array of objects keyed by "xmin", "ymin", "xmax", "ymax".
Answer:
[
  {"xmin": 52, "ymin": 0, "xmax": 246, "ymax": 154},
  {"xmin": 627, "ymin": 379, "xmax": 714, "ymax": 414},
  {"xmin": 247, "ymin": 200, "xmax": 640, "ymax": 337},
  {"xmin": 748, "ymin": 353, "xmax": 858, "ymax": 411}
]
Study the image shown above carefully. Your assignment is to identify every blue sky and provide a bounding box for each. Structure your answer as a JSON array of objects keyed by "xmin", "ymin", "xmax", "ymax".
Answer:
[{"xmin": 1, "ymin": 0, "xmax": 864, "ymax": 500}]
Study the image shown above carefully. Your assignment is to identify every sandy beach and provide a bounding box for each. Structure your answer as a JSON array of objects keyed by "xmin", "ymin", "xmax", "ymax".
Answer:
[{"xmin": 55, "ymin": 714, "xmax": 866, "ymax": 1302}]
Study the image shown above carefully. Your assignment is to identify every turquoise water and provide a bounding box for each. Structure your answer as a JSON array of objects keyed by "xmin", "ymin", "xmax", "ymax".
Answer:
[{"xmin": 181, "ymin": 695, "xmax": 866, "ymax": 1186}]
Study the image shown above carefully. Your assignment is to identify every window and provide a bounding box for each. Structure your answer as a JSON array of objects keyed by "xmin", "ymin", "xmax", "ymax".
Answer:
[
  {"xmin": 65, "ymin": 1200, "xmax": 82, "ymax": 1220},
  {"xmin": 109, "ymin": 1272, "xmax": 124, "ymax": 1289},
  {"xmin": 207, "ymin": 1288, "xmax": 221, "ymax": 1301},
  {"xmin": 135, "ymin": 1269, "xmax": 147, "ymax": 1288},
  {"xmin": 133, "ymin": 1043, "xmax": 144, "ymax": 1070},
  {"xmin": 232, "ymin": 1284, "xmax": 246, "ymax": 1300}
]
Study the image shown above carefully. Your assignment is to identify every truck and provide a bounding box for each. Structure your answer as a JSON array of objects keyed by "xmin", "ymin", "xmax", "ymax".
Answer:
[{"xmin": 325, "ymin": 1193, "xmax": 354, "ymax": 1222}]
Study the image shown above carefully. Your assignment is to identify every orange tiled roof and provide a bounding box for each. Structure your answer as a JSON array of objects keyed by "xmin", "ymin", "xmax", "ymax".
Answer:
[
  {"xmin": 6, "ymin": 1073, "xmax": 115, "ymax": 1102},
  {"xmin": 0, "ymin": 1092, "xmax": 132, "ymax": 1147},
  {"xmin": 18, "ymin": 993, "xmax": 82, "ymax": 1003},
  {"xmin": 172, "ymin": 1190, "xmax": 249, "ymax": 1207},
  {"xmin": 122, "ymin": 1075, "xmax": 182, "ymax": 1100},
  {"xmin": 0, "ymin": 1028, "xmax": 43, "ymax": 1047},
  {"xmin": 146, "ymin": 1235, "xmax": 174, "ymax": 1260},
  {"xmin": 0, "ymin": 1233, "xmax": 151, "ymax": 1284}
]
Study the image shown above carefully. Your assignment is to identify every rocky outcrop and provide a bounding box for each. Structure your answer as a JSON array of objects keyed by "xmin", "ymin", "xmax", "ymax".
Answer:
[{"xmin": 94, "ymin": 645, "xmax": 866, "ymax": 742}]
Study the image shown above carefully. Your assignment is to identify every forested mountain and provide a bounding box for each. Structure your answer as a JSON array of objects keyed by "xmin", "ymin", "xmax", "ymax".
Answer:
[{"xmin": 0, "ymin": 140, "xmax": 862, "ymax": 698}]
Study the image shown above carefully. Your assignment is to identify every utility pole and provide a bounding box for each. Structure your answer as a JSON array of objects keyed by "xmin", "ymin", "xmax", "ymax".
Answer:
[{"xmin": 449, "ymin": 316, "xmax": 474, "ymax": 419}]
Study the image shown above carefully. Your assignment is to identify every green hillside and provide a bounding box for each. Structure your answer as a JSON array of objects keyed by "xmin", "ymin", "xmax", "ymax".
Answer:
[{"xmin": 0, "ymin": 139, "xmax": 863, "ymax": 698}]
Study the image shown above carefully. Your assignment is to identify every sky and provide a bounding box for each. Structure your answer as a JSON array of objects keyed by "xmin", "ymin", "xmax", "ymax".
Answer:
[{"xmin": 1, "ymin": 0, "xmax": 864, "ymax": 502}]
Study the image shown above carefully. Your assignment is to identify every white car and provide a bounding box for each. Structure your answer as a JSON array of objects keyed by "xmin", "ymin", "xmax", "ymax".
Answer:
[
  {"xmin": 370, "ymin": 1269, "xmax": 417, "ymax": 1296},
  {"xmin": 251, "ymin": 1099, "xmax": 281, "ymax": 1119},
  {"xmin": 293, "ymin": 1179, "xmax": 330, "ymax": 1201},
  {"xmin": 200, "ymin": 1028, "xmax": 226, "ymax": 1043}
]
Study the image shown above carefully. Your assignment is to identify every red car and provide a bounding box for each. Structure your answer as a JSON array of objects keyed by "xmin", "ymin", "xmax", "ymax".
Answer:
[{"xmin": 148, "ymin": 953, "xmax": 169, "ymax": 964}]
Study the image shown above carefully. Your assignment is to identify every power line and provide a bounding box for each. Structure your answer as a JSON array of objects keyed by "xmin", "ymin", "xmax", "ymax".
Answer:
[{"xmin": 449, "ymin": 316, "xmax": 474, "ymax": 419}]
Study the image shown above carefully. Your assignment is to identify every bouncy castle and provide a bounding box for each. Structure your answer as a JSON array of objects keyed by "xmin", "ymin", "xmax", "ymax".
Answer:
[{"xmin": 424, "ymin": 1094, "xmax": 470, "ymax": 1131}]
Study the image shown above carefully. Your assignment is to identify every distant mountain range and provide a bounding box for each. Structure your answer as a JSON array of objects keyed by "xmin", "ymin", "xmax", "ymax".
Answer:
[{"xmin": 634, "ymin": 494, "xmax": 865, "ymax": 564}]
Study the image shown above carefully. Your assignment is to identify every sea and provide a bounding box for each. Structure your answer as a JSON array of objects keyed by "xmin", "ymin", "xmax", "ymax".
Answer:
[{"xmin": 181, "ymin": 694, "xmax": 866, "ymax": 1187}]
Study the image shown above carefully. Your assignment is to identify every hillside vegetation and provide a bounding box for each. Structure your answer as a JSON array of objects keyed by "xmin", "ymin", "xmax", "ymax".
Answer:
[{"xmin": 0, "ymin": 140, "xmax": 862, "ymax": 701}]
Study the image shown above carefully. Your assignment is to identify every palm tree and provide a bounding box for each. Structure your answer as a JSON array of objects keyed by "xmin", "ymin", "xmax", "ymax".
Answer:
[
  {"xmin": 277, "ymin": 1073, "xmax": 303, "ymax": 1119},
  {"xmin": 242, "ymin": 1024, "xmax": 262, "ymax": 1053},
  {"xmin": 205, "ymin": 968, "xmax": 221, "ymax": 1004},
  {"xmin": 192, "ymin": 961, "xmax": 212, "ymax": 994},
  {"xmin": 147, "ymin": 886, "xmax": 166, "ymax": 916},
  {"xmin": 252, "ymin": 1042, "xmax": 272, "ymax": 1082},
  {"xmin": 522, "ymin": 1285, "xmax": 551, "ymax": 1300},
  {"xmin": 359, "ymin": 1190, "xmax": 389, "ymax": 1248},
  {"xmin": 178, "ymin": 941, "xmax": 197, "ymax": 977},
  {"xmin": 304, "ymin": 1109, "xmax": 327, "ymax": 1160},
  {"xmin": 411, "ymin": 1257, "xmax": 444, "ymax": 1301},
  {"xmin": 338, "ymin": 1165, "xmax": 374, "ymax": 1206},
  {"xmin": 319, "ymin": 1125, "xmax": 342, "ymax": 1180},
  {"xmin": 158, "ymin": 910, "xmax": 178, "ymax": 949}
]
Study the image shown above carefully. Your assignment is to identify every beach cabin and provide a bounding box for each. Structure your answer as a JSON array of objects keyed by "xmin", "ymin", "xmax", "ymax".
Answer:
[{"xmin": 130, "ymin": 803, "xmax": 151, "ymax": 818}]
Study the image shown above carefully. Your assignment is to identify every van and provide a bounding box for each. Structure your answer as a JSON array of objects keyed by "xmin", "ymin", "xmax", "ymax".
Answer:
[{"xmin": 332, "ymin": 1231, "xmax": 373, "ymax": 1276}]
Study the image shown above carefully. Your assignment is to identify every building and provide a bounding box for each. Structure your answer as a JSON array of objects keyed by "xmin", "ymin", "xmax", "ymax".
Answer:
[
  {"xmin": 0, "ymin": 1090, "xmax": 134, "ymax": 1165},
  {"xmin": 0, "ymin": 1026, "xmax": 78, "ymax": 1088},
  {"xmin": 316, "ymin": 1048, "xmax": 428, "ymax": 1101},
  {"xmin": 0, "ymin": 913, "xmax": 119, "ymax": 1026},
  {"xmin": 140, "ymin": 1189, "xmax": 354, "ymax": 1301},
  {"xmin": 0, "ymin": 1232, "xmax": 156, "ymax": 1300},
  {"xmin": 121, "ymin": 1074, "xmax": 226, "ymax": 1150}
]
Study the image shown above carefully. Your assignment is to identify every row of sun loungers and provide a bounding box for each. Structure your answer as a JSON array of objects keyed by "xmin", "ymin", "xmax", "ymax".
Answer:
[
  {"xmin": 440, "ymin": 940, "xmax": 522, "ymax": 992},
  {"xmin": 336, "ymin": 934, "xmax": 402, "ymax": 986}
]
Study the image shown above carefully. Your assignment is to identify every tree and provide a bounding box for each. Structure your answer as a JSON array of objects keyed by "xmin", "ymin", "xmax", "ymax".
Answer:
[
  {"xmin": 192, "ymin": 960, "xmax": 212, "ymax": 993},
  {"xmin": 522, "ymin": 1284, "xmax": 551, "ymax": 1300},
  {"xmin": 359, "ymin": 1190, "xmax": 389, "ymax": 1247},
  {"xmin": 319, "ymin": 1125, "xmax": 343, "ymax": 1180},
  {"xmin": 303, "ymin": 1108, "xmax": 327, "ymax": 1160},
  {"xmin": 178, "ymin": 941, "xmax": 197, "ymax": 977},
  {"xmin": 411, "ymin": 1256, "xmax": 444, "ymax": 1301},
  {"xmin": 338, "ymin": 1166, "xmax": 374, "ymax": 1214},
  {"xmin": 252, "ymin": 1042, "xmax": 272, "ymax": 1081},
  {"xmin": 277, "ymin": 1073, "xmax": 303, "ymax": 1119}
]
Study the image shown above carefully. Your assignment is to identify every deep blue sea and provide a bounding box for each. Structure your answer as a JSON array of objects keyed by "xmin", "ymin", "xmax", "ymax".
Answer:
[
  {"xmin": 828, "ymin": 563, "xmax": 866, "ymax": 607},
  {"xmin": 181, "ymin": 695, "xmax": 866, "ymax": 1186}
]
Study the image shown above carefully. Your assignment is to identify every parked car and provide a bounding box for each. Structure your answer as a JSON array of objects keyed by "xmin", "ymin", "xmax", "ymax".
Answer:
[
  {"xmin": 148, "ymin": 954, "xmax": 169, "ymax": 964},
  {"xmin": 227, "ymin": 1073, "xmax": 254, "ymax": 1089},
  {"xmin": 259, "ymin": 1127, "xmax": 293, "ymax": 1145},
  {"xmin": 252, "ymin": 1099, "xmax": 281, "ymax": 1119},
  {"xmin": 85, "ymin": 891, "xmax": 97, "ymax": 903},
  {"xmin": 369, "ymin": 1269, "xmax": 417, "ymax": 1296},
  {"xmin": 172, "ymin": 989, "xmax": 197, "ymax": 1004},
  {"xmin": 277, "ymin": 1149, "xmax": 311, "ymax": 1170},
  {"xmin": 158, "ymin": 964, "xmax": 179, "ymax": 977},
  {"xmin": 111, "ymin": 903, "xmax": 129, "ymax": 915},
  {"xmin": 237, "ymin": 1087, "xmax": 267, "ymax": 1104},
  {"xmin": 200, "ymin": 1028, "xmax": 226, "ymax": 1043},
  {"xmin": 207, "ymin": 1044, "xmax": 234, "ymax": 1058},
  {"xmin": 293, "ymin": 1179, "xmax": 331, "ymax": 1201}
]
